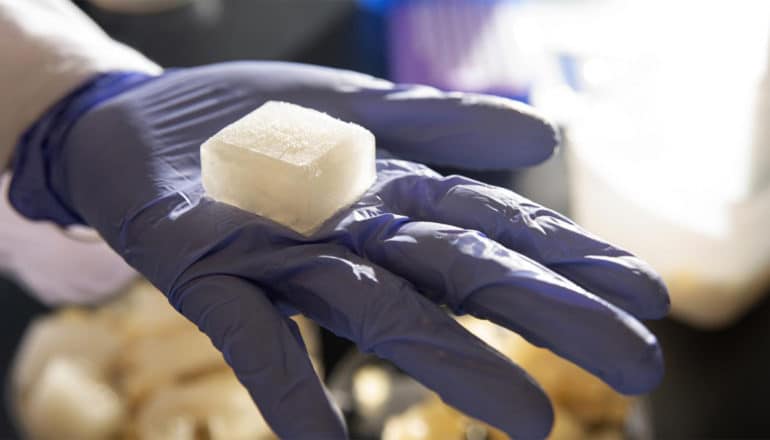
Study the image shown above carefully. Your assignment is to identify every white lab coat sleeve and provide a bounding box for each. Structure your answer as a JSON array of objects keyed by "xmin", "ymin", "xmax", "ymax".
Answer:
[
  {"xmin": 0, "ymin": 175, "xmax": 137, "ymax": 305},
  {"xmin": 0, "ymin": 0, "xmax": 162, "ymax": 171}
]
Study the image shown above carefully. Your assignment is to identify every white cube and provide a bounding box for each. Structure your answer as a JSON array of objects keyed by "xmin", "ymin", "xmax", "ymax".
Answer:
[
  {"xmin": 201, "ymin": 101, "xmax": 376, "ymax": 235},
  {"xmin": 22, "ymin": 358, "xmax": 125, "ymax": 440}
]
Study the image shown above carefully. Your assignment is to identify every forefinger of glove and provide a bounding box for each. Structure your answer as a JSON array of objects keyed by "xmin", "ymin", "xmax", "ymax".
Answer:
[
  {"xmin": 346, "ymin": 84, "xmax": 560, "ymax": 169},
  {"xmin": 174, "ymin": 62, "xmax": 560, "ymax": 170}
]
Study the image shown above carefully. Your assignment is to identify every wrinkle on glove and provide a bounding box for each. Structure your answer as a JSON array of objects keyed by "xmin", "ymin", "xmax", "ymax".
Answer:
[{"xmin": 9, "ymin": 62, "xmax": 666, "ymax": 440}]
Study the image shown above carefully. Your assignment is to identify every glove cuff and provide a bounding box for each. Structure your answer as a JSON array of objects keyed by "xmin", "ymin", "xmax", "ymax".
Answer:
[{"xmin": 9, "ymin": 72, "xmax": 156, "ymax": 226}]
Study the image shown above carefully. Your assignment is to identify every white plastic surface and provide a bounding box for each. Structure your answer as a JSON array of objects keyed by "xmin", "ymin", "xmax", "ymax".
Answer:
[
  {"xmin": 567, "ymin": 144, "xmax": 770, "ymax": 328},
  {"xmin": 538, "ymin": 1, "xmax": 770, "ymax": 328},
  {"xmin": 201, "ymin": 101, "xmax": 376, "ymax": 235}
]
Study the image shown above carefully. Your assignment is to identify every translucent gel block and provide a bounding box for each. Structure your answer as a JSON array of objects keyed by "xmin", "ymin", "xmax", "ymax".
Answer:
[{"xmin": 201, "ymin": 101, "xmax": 376, "ymax": 235}]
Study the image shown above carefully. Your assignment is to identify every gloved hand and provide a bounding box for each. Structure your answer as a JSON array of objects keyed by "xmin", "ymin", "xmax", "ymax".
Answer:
[{"xmin": 9, "ymin": 62, "xmax": 668, "ymax": 439}]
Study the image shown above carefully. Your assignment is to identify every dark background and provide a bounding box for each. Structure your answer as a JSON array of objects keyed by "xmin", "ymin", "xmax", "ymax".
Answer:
[{"xmin": 2, "ymin": 1, "xmax": 769, "ymax": 438}]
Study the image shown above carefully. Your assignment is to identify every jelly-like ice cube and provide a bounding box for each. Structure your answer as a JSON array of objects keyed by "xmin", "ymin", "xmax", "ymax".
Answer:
[{"xmin": 201, "ymin": 101, "xmax": 376, "ymax": 235}]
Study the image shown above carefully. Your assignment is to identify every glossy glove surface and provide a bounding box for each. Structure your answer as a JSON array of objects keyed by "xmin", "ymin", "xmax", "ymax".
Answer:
[{"xmin": 10, "ymin": 62, "xmax": 668, "ymax": 439}]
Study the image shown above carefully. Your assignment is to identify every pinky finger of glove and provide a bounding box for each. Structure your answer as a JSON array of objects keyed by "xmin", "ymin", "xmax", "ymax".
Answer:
[{"xmin": 170, "ymin": 275, "xmax": 347, "ymax": 439}]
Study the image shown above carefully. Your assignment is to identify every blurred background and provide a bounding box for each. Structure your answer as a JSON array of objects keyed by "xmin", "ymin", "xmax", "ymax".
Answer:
[{"xmin": 2, "ymin": 0, "xmax": 770, "ymax": 438}]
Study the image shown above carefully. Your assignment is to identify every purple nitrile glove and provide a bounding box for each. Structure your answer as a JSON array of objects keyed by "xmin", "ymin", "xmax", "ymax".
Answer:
[{"xmin": 10, "ymin": 62, "xmax": 668, "ymax": 440}]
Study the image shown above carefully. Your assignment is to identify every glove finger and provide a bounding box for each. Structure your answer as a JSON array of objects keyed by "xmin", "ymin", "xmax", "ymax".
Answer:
[
  {"xmin": 242, "ymin": 244, "xmax": 553, "ymax": 440},
  {"xmin": 171, "ymin": 62, "xmax": 559, "ymax": 170},
  {"xmin": 170, "ymin": 275, "xmax": 347, "ymax": 439},
  {"xmin": 376, "ymin": 168, "xmax": 669, "ymax": 320},
  {"xmin": 109, "ymin": 193, "xmax": 553, "ymax": 437},
  {"xmin": 345, "ymin": 218, "xmax": 663, "ymax": 395},
  {"xmin": 343, "ymin": 84, "xmax": 560, "ymax": 170}
]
